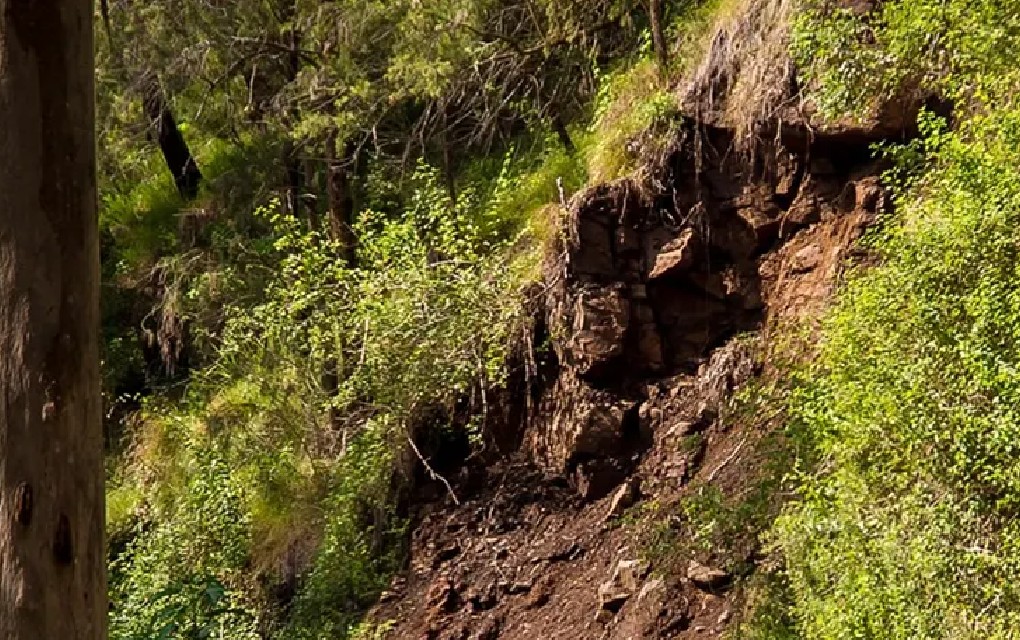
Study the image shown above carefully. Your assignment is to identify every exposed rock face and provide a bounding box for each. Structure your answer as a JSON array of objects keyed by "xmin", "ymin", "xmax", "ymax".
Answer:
[{"xmin": 525, "ymin": 121, "xmax": 884, "ymax": 486}]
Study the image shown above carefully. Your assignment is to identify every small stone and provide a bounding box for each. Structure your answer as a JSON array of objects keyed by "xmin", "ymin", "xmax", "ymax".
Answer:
[
  {"xmin": 637, "ymin": 577, "xmax": 665, "ymax": 602},
  {"xmin": 598, "ymin": 579, "xmax": 631, "ymax": 613},
  {"xmin": 666, "ymin": 421, "xmax": 696, "ymax": 438},
  {"xmin": 612, "ymin": 559, "xmax": 648, "ymax": 592},
  {"xmin": 604, "ymin": 476, "xmax": 641, "ymax": 520},
  {"xmin": 524, "ymin": 584, "xmax": 551, "ymax": 609},
  {"xmin": 687, "ymin": 560, "xmax": 731, "ymax": 590},
  {"xmin": 507, "ymin": 581, "xmax": 532, "ymax": 595},
  {"xmin": 433, "ymin": 542, "xmax": 461, "ymax": 568},
  {"xmin": 792, "ymin": 244, "xmax": 822, "ymax": 273},
  {"xmin": 546, "ymin": 541, "xmax": 584, "ymax": 563},
  {"xmin": 736, "ymin": 207, "xmax": 781, "ymax": 249}
]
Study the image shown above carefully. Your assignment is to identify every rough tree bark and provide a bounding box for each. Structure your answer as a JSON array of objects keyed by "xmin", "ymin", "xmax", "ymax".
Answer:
[{"xmin": 0, "ymin": 1, "xmax": 107, "ymax": 638}]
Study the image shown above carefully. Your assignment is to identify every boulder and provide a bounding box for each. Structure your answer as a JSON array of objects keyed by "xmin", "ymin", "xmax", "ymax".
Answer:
[{"xmin": 647, "ymin": 229, "xmax": 701, "ymax": 280}]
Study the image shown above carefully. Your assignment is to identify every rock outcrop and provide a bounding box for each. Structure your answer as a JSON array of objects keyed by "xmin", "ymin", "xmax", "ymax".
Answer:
[
  {"xmin": 370, "ymin": 113, "xmax": 888, "ymax": 637},
  {"xmin": 525, "ymin": 120, "xmax": 883, "ymax": 492}
]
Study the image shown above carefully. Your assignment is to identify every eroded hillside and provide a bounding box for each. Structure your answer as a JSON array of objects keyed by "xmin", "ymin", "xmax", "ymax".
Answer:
[{"xmin": 368, "ymin": 14, "xmax": 918, "ymax": 630}]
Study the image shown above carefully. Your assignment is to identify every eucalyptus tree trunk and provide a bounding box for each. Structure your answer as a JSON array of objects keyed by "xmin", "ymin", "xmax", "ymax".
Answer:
[{"xmin": 0, "ymin": 1, "xmax": 107, "ymax": 638}]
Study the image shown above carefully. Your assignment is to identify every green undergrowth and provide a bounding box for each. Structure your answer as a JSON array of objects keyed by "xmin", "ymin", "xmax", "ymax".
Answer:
[
  {"xmin": 773, "ymin": 108, "xmax": 1020, "ymax": 639},
  {"xmin": 741, "ymin": 2, "xmax": 1020, "ymax": 638},
  {"xmin": 107, "ymin": 159, "xmax": 542, "ymax": 637}
]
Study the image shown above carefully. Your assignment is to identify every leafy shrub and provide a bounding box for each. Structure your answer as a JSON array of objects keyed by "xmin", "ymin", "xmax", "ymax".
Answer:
[
  {"xmin": 110, "ymin": 446, "xmax": 258, "ymax": 639},
  {"xmin": 109, "ymin": 157, "xmax": 538, "ymax": 638},
  {"xmin": 748, "ymin": 4, "xmax": 1020, "ymax": 637}
]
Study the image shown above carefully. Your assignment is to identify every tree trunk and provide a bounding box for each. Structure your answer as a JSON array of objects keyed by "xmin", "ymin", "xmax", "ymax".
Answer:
[
  {"xmin": 649, "ymin": 0, "xmax": 669, "ymax": 71},
  {"xmin": 0, "ymin": 2, "xmax": 107, "ymax": 639},
  {"xmin": 324, "ymin": 138, "xmax": 358, "ymax": 441},
  {"xmin": 141, "ymin": 72, "xmax": 203, "ymax": 200},
  {"xmin": 327, "ymin": 138, "xmax": 358, "ymax": 266},
  {"xmin": 440, "ymin": 108, "xmax": 457, "ymax": 202},
  {"xmin": 285, "ymin": 146, "xmax": 305, "ymax": 218}
]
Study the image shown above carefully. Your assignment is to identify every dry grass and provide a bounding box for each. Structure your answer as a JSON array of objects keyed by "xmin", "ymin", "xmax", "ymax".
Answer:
[{"xmin": 683, "ymin": 0, "xmax": 799, "ymax": 154}]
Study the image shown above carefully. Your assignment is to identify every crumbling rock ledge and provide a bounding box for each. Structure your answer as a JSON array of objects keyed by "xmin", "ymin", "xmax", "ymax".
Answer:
[{"xmin": 525, "ymin": 121, "xmax": 885, "ymax": 486}]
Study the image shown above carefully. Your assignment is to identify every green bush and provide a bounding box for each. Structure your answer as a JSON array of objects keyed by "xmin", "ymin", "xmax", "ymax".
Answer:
[
  {"xmin": 774, "ymin": 107, "xmax": 1020, "ymax": 638},
  {"xmin": 751, "ymin": 4, "xmax": 1020, "ymax": 638},
  {"xmin": 110, "ymin": 446, "xmax": 258, "ymax": 639}
]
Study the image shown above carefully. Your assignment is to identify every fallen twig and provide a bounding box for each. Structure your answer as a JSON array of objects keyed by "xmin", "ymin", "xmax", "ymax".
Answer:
[{"xmin": 407, "ymin": 435, "xmax": 461, "ymax": 506}]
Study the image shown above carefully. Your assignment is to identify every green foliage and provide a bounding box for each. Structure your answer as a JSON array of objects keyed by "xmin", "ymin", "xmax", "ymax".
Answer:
[
  {"xmin": 110, "ymin": 446, "xmax": 258, "ymax": 639},
  {"xmin": 791, "ymin": 0, "xmax": 1020, "ymax": 121},
  {"xmin": 109, "ymin": 155, "xmax": 537, "ymax": 637},
  {"xmin": 729, "ymin": 570, "xmax": 799, "ymax": 640},
  {"xmin": 775, "ymin": 106, "xmax": 1020, "ymax": 638},
  {"xmin": 282, "ymin": 420, "xmax": 404, "ymax": 637},
  {"xmin": 771, "ymin": 3, "xmax": 1020, "ymax": 635}
]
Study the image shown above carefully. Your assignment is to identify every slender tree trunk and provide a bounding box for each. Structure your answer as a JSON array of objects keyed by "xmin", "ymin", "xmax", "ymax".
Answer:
[
  {"xmin": 0, "ymin": 1, "xmax": 107, "ymax": 638},
  {"xmin": 141, "ymin": 72, "xmax": 203, "ymax": 200},
  {"xmin": 281, "ymin": 0, "xmax": 311, "ymax": 223},
  {"xmin": 440, "ymin": 108, "xmax": 457, "ymax": 202},
  {"xmin": 304, "ymin": 157, "xmax": 322, "ymax": 233},
  {"xmin": 327, "ymin": 138, "xmax": 358, "ymax": 266},
  {"xmin": 649, "ymin": 0, "xmax": 669, "ymax": 71},
  {"xmin": 324, "ymin": 137, "xmax": 358, "ymax": 442},
  {"xmin": 285, "ymin": 147, "xmax": 305, "ymax": 217}
]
